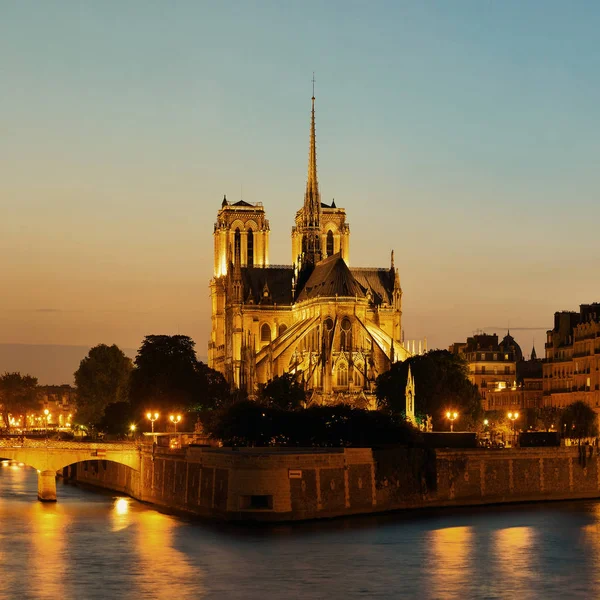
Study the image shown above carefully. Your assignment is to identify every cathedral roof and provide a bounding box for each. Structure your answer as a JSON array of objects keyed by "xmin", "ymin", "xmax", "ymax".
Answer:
[
  {"xmin": 296, "ymin": 254, "xmax": 366, "ymax": 302},
  {"xmin": 231, "ymin": 199, "xmax": 254, "ymax": 207},
  {"xmin": 350, "ymin": 268, "xmax": 395, "ymax": 306},
  {"xmin": 240, "ymin": 267, "xmax": 294, "ymax": 305}
]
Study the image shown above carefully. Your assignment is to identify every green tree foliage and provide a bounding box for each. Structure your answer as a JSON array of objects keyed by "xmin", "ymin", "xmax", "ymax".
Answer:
[
  {"xmin": 74, "ymin": 344, "xmax": 133, "ymax": 428},
  {"xmin": 260, "ymin": 373, "xmax": 306, "ymax": 410},
  {"xmin": 204, "ymin": 401, "xmax": 421, "ymax": 447},
  {"xmin": 0, "ymin": 372, "xmax": 38, "ymax": 431},
  {"xmin": 376, "ymin": 350, "xmax": 482, "ymax": 430},
  {"xmin": 129, "ymin": 335, "xmax": 229, "ymax": 421},
  {"xmin": 562, "ymin": 401, "xmax": 598, "ymax": 440}
]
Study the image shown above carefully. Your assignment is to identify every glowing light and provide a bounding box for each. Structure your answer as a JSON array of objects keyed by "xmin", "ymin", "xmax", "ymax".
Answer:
[{"xmin": 115, "ymin": 497, "xmax": 129, "ymax": 515}]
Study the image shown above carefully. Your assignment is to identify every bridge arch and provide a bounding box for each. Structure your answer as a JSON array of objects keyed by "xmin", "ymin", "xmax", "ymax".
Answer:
[{"xmin": 0, "ymin": 441, "xmax": 141, "ymax": 502}]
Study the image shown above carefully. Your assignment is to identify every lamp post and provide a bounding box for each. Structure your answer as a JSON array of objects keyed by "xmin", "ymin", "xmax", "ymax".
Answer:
[
  {"xmin": 43, "ymin": 408, "xmax": 50, "ymax": 437},
  {"xmin": 169, "ymin": 414, "xmax": 182, "ymax": 434},
  {"xmin": 146, "ymin": 412, "xmax": 159, "ymax": 443},
  {"xmin": 446, "ymin": 411, "xmax": 458, "ymax": 433},
  {"xmin": 508, "ymin": 411, "xmax": 519, "ymax": 446},
  {"xmin": 129, "ymin": 424, "xmax": 136, "ymax": 441}
]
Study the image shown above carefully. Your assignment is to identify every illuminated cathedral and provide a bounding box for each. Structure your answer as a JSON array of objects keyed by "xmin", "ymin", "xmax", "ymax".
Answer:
[{"xmin": 208, "ymin": 92, "xmax": 421, "ymax": 406}]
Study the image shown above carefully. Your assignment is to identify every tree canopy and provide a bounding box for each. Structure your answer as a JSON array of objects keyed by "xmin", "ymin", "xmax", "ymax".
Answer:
[
  {"xmin": 562, "ymin": 401, "xmax": 598, "ymax": 440},
  {"xmin": 74, "ymin": 344, "xmax": 132, "ymax": 428},
  {"xmin": 259, "ymin": 373, "xmax": 306, "ymax": 411},
  {"xmin": 129, "ymin": 335, "xmax": 229, "ymax": 422},
  {"xmin": 0, "ymin": 372, "xmax": 39, "ymax": 430},
  {"xmin": 376, "ymin": 350, "xmax": 482, "ymax": 430},
  {"xmin": 204, "ymin": 400, "xmax": 420, "ymax": 448}
]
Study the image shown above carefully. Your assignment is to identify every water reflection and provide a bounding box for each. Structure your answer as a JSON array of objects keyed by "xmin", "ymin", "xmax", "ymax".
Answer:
[
  {"xmin": 493, "ymin": 527, "xmax": 535, "ymax": 598},
  {"xmin": 2, "ymin": 465, "xmax": 600, "ymax": 599},
  {"xmin": 134, "ymin": 510, "xmax": 204, "ymax": 599},
  {"xmin": 110, "ymin": 497, "xmax": 131, "ymax": 532},
  {"xmin": 30, "ymin": 502, "xmax": 67, "ymax": 600},
  {"xmin": 428, "ymin": 526, "xmax": 473, "ymax": 599}
]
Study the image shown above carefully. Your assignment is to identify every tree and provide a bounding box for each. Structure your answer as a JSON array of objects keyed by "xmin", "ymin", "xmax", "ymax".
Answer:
[
  {"xmin": 260, "ymin": 373, "xmax": 305, "ymax": 411},
  {"xmin": 129, "ymin": 335, "xmax": 230, "ymax": 422},
  {"xmin": 0, "ymin": 372, "xmax": 38, "ymax": 431},
  {"xmin": 562, "ymin": 401, "xmax": 598, "ymax": 440},
  {"xmin": 74, "ymin": 344, "xmax": 132, "ymax": 428},
  {"xmin": 376, "ymin": 350, "xmax": 482, "ymax": 430},
  {"xmin": 204, "ymin": 400, "xmax": 421, "ymax": 448}
]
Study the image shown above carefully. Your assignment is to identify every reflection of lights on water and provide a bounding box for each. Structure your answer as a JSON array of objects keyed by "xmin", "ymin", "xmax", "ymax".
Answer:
[
  {"xmin": 115, "ymin": 497, "xmax": 130, "ymax": 515},
  {"xmin": 1, "ymin": 461, "xmax": 8, "ymax": 468}
]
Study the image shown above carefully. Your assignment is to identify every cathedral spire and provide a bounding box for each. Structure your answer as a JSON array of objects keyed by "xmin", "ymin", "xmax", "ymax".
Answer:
[
  {"xmin": 299, "ymin": 74, "xmax": 322, "ymax": 267},
  {"xmin": 305, "ymin": 76, "xmax": 319, "ymax": 215}
]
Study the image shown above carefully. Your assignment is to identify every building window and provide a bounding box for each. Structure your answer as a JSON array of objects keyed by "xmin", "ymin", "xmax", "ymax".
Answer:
[
  {"xmin": 505, "ymin": 366, "xmax": 510, "ymax": 374},
  {"xmin": 481, "ymin": 353, "xmax": 486, "ymax": 360},
  {"xmin": 247, "ymin": 229, "xmax": 254, "ymax": 267},
  {"xmin": 326, "ymin": 230, "xmax": 334, "ymax": 257},
  {"xmin": 337, "ymin": 364, "xmax": 348, "ymax": 387},
  {"xmin": 481, "ymin": 366, "xmax": 486, "ymax": 374},
  {"xmin": 278, "ymin": 324, "xmax": 287, "ymax": 337},
  {"xmin": 341, "ymin": 317, "xmax": 352, "ymax": 351},
  {"xmin": 493, "ymin": 353, "xmax": 498, "ymax": 360},
  {"xmin": 260, "ymin": 323, "xmax": 271, "ymax": 342}
]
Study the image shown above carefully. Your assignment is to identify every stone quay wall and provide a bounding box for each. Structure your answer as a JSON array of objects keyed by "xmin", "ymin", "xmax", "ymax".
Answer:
[{"xmin": 69, "ymin": 445, "xmax": 600, "ymax": 521}]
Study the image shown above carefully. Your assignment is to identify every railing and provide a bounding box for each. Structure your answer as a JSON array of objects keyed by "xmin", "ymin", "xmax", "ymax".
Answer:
[{"xmin": 0, "ymin": 439, "xmax": 138, "ymax": 451}]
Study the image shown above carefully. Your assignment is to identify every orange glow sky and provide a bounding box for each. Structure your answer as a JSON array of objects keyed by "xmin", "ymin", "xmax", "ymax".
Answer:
[{"xmin": 3, "ymin": 2, "xmax": 600, "ymax": 382}]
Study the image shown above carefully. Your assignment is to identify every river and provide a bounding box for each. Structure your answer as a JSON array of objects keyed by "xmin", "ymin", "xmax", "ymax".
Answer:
[{"xmin": 1, "ymin": 460, "xmax": 600, "ymax": 599}]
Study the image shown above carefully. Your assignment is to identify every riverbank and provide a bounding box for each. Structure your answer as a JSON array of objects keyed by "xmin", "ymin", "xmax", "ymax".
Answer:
[{"xmin": 66, "ymin": 444, "xmax": 600, "ymax": 522}]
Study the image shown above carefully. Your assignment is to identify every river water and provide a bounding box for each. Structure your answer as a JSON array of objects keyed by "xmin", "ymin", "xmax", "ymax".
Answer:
[{"xmin": 1, "ymin": 461, "xmax": 600, "ymax": 600}]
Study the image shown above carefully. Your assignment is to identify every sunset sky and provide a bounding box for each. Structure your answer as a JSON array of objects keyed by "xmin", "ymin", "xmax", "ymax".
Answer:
[{"xmin": 3, "ymin": 1, "xmax": 600, "ymax": 383}]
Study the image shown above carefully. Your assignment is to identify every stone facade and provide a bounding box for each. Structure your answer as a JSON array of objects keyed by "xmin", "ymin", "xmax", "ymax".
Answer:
[
  {"xmin": 544, "ymin": 304, "xmax": 600, "ymax": 411},
  {"xmin": 208, "ymin": 94, "xmax": 421, "ymax": 405}
]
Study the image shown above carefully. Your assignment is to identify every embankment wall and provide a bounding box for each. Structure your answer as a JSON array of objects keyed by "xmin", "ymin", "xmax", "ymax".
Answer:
[{"xmin": 69, "ymin": 445, "xmax": 600, "ymax": 521}]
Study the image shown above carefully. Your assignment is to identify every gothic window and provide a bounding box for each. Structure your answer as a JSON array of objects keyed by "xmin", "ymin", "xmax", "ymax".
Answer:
[
  {"xmin": 337, "ymin": 364, "xmax": 348, "ymax": 387},
  {"xmin": 279, "ymin": 324, "xmax": 287, "ymax": 337},
  {"xmin": 247, "ymin": 229, "xmax": 254, "ymax": 267},
  {"xmin": 260, "ymin": 323, "xmax": 271, "ymax": 343},
  {"xmin": 340, "ymin": 317, "xmax": 352, "ymax": 351},
  {"xmin": 326, "ymin": 230, "xmax": 334, "ymax": 257},
  {"xmin": 234, "ymin": 228, "xmax": 241, "ymax": 262}
]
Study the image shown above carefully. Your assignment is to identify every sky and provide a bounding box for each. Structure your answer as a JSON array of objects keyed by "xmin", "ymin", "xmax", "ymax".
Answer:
[{"xmin": 2, "ymin": 1, "xmax": 600, "ymax": 383}]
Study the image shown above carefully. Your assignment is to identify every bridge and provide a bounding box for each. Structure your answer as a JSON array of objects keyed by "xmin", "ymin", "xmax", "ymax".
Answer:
[{"xmin": 0, "ymin": 439, "xmax": 141, "ymax": 501}]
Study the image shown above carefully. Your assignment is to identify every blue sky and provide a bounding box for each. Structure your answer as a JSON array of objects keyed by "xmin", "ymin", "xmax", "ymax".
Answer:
[{"xmin": 2, "ymin": 1, "xmax": 600, "ymax": 380}]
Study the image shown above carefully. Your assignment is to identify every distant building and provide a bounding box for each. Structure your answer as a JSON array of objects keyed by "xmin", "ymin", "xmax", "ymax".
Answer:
[
  {"xmin": 543, "ymin": 303, "xmax": 600, "ymax": 411},
  {"xmin": 450, "ymin": 332, "xmax": 519, "ymax": 398},
  {"xmin": 450, "ymin": 332, "xmax": 542, "ymax": 412},
  {"xmin": 37, "ymin": 385, "xmax": 76, "ymax": 428}
]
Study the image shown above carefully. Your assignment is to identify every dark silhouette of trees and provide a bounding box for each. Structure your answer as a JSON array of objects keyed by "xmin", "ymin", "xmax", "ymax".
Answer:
[
  {"xmin": 204, "ymin": 401, "xmax": 421, "ymax": 448},
  {"xmin": 260, "ymin": 373, "xmax": 305, "ymax": 410},
  {"xmin": 74, "ymin": 344, "xmax": 132, "ymax": 428},
  {"xmin": 376, "ymin": 350, "xmax": 482, "ymax": 430},
  {"xmin": 562, "ymin": 401, "xmax": 598, "ymax": 440},
  {"xmin": 129, "ymin": 335, "xmax": 229, "ymax": 423},
  {"xmin": 0, "ymin": 372, "xmax": 38, "ymax": 431}
]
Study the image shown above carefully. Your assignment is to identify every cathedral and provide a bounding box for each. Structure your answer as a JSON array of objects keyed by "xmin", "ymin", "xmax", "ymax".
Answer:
[{"xmin": 208, "ymin": 92, "xmax": 419, "ymax": 407}]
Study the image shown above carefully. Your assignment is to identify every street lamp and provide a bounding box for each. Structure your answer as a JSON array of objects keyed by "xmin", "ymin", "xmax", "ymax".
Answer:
[
  {"xmin": 43, "ymin": 409, "xmax": 50, "ymax": 437},
  {"xmin": 446, "ymin": 411, "xmax": 458, "ymax": 433},
  {"xmin": 146, "ymin": 412, "xmax": 159, "ymax": 434},
  {"xmin": 508, "ymin": 411, "xmax": 519, "ymax": 445},
  {"xmin": 129, "ymin": 424, "xmax": 136, "ymax": 440},
  {"xmin": 169, "ymin": 414, "xmax": 182, "ymax": 433}
]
